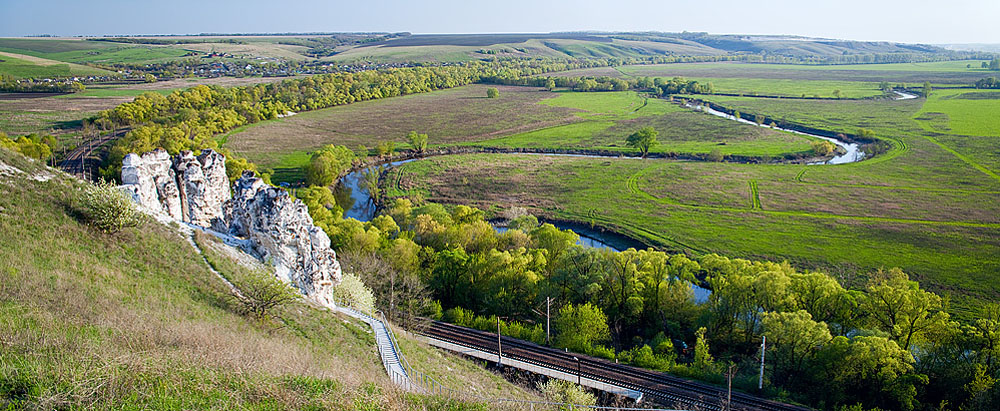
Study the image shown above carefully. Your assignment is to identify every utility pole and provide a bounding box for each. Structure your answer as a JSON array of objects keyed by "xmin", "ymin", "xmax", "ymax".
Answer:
[
  {"xmin": 497, "ymin": 317, "xmax": 502, "ymax": 368},
  {"xmin": 546, "ymin": 296, "xmax": 551, "ymax": 345},
  {"xmin": 759, "ymin": 335, "xmax": 766, "ymax": 390},
  {"xmin": 574, "ymin": 356, "xmax": 581, "ymax": 385},
  {"xmin": 727, "ymin": 364, "xmax": 737, "ymax": 411}
]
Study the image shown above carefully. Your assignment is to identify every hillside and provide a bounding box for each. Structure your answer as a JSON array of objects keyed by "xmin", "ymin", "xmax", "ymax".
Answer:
[
  {"xmin": 330, "ymin": 32, "xmax": 961, "ymax": 62},
  {"xmin": 0, "ymin": 148, "xmax": 539, "ymax": 409}
]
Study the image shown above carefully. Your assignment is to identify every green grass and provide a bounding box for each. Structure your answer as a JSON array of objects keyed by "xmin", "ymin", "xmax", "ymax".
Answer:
[
  {"xmin": 474, "ymin": 91, "xmax": 818, "ymax": 157},
  {"xmin": 917, "ymin": 88, "xmax": 1000, "ymax": 137},
  {"xmin": 0, "ymin": 54, "xmax": 110, "ymax": 79},
  {"xmin": 0, "ymin": 148, "xmax": 536, "ymax": 409},
  {"xmin": 691, "ymin": 77, "xmax": 883, "ymax": 98}
]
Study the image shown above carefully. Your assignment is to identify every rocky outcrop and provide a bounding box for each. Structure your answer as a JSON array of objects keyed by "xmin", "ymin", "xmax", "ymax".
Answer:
[
  {"xmin": 121, "ymin": 149, "xmax": 230, "ymax": 228},
  {"xmin": 174, "ymin": 150, "xmax": 229, "ymax": 227},
  {"xmin": 121, "ymin": 149, "xmax": 183, "ymax": 220},
  {"xmin": 224, "ymin": 171, "xmax": 341, "ymax": 308},
  {"xmin": 122, "ymin": 151, "xmax": 342, "ymax": 308}
]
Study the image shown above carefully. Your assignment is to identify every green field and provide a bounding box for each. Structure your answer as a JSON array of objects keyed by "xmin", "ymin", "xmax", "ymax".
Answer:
[
  {"xmin": 0, "ymin": 52, "xmax": 111, "ymax": 78},
  {"xmin": 473, "ymin": 90, "xmax": 818, "ymax": 157},
  {"xmin": 225, "ymin": 86, "xmax": 822, "ymax": 177},
  {"xmin": 917, "ymin": 88, "xmax": 1000, "ymax": 136}
]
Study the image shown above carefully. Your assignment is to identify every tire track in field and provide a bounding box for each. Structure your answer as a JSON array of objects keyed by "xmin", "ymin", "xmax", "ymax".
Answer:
[{"xmin": 748, "ymin": 180, "xmax": 762, "ymax": 210}]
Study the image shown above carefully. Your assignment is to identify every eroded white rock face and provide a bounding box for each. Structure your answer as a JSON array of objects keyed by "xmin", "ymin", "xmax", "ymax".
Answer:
[
  {"xmin": 121, "ymin": 149, "xmax": 183, "ymax": 220},
  {"xmin": 121, "ymin": 149, "xmax": 230, "ymax": 227},
  {"xmin": 225, "ymin": 171, "xmax": 342, "ymax": 308},
  {"xmin": 175, "ymin": 150, "xmax": 230, "ymax": 228},
  {"xmin": 123, "ymin": 151, "xmax": 343, "ymax": 307}
]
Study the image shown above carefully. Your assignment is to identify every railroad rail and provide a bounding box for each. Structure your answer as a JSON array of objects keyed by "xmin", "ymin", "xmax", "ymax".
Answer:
[
  {"xmin": 418, "ymin": 321, "xmax": 811, "ymax": 411},
  {"xmin": 59, "ymin": 131, "xmax": 118, "ymax": 180}
]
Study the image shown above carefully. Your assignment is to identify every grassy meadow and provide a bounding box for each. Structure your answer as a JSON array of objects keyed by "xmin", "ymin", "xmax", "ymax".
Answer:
[
  {"xmin": 473, "ymin": 90, "xmax": 818, "ymax": 156},
  {"xmin": 224, "ymin": 86, "xmax": 822, "ymax": 178}
]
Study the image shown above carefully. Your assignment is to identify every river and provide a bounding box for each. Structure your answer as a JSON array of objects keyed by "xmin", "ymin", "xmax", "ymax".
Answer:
[{"xmin": 684, "ymin": 103, "xmax": 865, "ymax": 165}]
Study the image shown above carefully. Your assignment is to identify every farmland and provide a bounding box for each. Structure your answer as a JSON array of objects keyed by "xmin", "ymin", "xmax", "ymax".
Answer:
[{"xmin": 0, "ymin": 51, "xmax": 111, "ymax": 78}]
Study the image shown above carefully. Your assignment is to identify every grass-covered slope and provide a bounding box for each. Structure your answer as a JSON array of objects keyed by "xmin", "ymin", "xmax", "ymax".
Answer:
[{"xmin": 0, "ymin": 148, "xmax": 536, "ymax": 409}]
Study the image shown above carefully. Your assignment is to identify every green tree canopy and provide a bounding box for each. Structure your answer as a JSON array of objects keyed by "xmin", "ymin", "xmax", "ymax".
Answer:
[{"xmin": 625, "ymin": 127, "xmax": 658, "ymax": 157}]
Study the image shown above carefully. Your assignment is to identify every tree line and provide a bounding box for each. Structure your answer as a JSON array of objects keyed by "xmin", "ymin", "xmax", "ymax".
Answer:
[{"xmin": 94, "ymin": 59, "xmax": 618, "ymax": 181}]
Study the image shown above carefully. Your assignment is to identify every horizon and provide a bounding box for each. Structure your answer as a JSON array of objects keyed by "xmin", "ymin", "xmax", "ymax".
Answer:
[{"xmin": 2, "ymin": 0, "xmax": 998, "ymax": 44}]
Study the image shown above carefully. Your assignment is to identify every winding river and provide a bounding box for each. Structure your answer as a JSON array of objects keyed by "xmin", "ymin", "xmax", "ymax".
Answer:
[
  {"xmin": 685, "ymin": 103, "xmax": 865, "ymax": 165},
  {"xmin": 332, "ymin": 100, "xmax": 882, "ymax": 304}
]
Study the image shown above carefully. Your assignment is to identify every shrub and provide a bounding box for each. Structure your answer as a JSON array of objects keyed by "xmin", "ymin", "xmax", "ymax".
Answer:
[
  {"xmin": 706, "ymin": 149, "xmax": 724, "ymax": 162},
  {"xmin": 538, "ymin": 379, "xmax": 596, "ymax": 406},
  {"xmin": 375, "ymin": 141, "xmax": 395, "ymax": 157},
  {"xmin": 232, "ymin": 269, "xmax": 300, "ymax": 320},
  {"xmin": 812, "ymin": 140, "xmax": 835, "ymax": 156},
  {"xmin": 81, "ymin": 180, "xmax": 145, "ymax": 233},
  {"xmin": 406, "ymin": 131, "xmax": 428, "ymax": 153},
  {"xmin": 334, "ymin": 272, "xmax": 376, "ymax": 313},
  {"xmin": 486, "ymin": 87, "xmax": 500, "ymax": 98}
]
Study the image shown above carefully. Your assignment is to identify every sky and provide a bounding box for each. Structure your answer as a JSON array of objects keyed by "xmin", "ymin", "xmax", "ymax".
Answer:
[{"xmin": 1, "ymin": 0, "xmax": 997, "ymax": 44}]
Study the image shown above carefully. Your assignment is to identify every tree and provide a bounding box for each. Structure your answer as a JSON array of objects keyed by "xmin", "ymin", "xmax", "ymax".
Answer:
[
  {"xmin": 486, "ymin": 87, "xmax": 500, "ymax": 98},
  {"xmin": 815, "ymin": 335, "xmax": 926, "ymax": 411},
  {"xmin": 762, "ymin": 310, "xmax": 832, "ymax": 384},
  {"xmin": 333, "ymin": 272, "xmax": 376, "ymax": 313},
  {"xmin": 553, "ymin": 303, "xmax": 610, "ymax": 354},
  {"xmin": 232, "ymin": 268, "xmax": 300, "ymax": 320},
  {"xmin": 306, "ymin": 145, "xmax": 354, "ymax": 187},
  {"xmin": 406, "ymin": 131, "xmax": 428, "ymax": 153},
  {"xmin": 990, "ymin": 58, "xmax": 1000, "ymax": 71},
  {"xmin": 693, "ymin": 327, "xmax": 717, "ymax": 374},
  {"xmin": 859, "ymin": 268, "xmax": 951, "ymax": 350},
  {"xmin": 625, "ymin": 127, "xmax": 658, "ymax": 158},
  {"xmin": 545, "ymin": 78, "xmax": 556, "ymax": 91},
  {"xmin": 922, "ymin": 81, "xmax": 933, "ymax": 97},
  {"xmin": 833, "ymin": 89, "xmax": 843, "ymax": 99}
]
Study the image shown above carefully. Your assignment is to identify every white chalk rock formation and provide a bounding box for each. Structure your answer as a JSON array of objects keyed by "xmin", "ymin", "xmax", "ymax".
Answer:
[
  {"xmin": 224, "ymin": 171, "xmax": 342, "ymax": 308},
  {"xmin": 174, "ymin": 150, "xmax": 230, "ymax": 228},
  {"xmin": 122, "ymin": 151, "xmax": 343, "ymax": 307},
  {"xmin": 121, "ymin": 149, "xmax": 183, "ymax": 220},
  {"xmin": 121, "ymin": 149, "xmax": 230, "ymax": 228}
]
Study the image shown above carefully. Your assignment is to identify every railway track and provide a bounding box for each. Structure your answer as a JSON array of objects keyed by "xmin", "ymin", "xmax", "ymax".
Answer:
[
  {"xmin": 420, "ymin": 321, "xmax": 810, "ymax": 411},
  {"xmin": 59, "ymin": 131, "xmax": 118, "ymax": 180}
]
